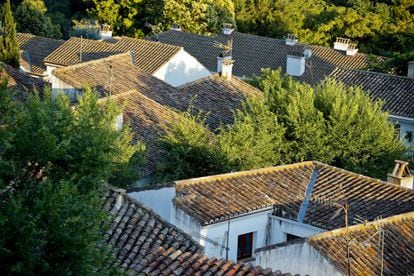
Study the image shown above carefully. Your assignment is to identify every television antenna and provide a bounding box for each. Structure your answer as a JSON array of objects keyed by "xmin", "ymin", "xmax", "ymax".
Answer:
[{"xmin": 213, "ymin": 38, "xmax": 233, "ymax": 56}]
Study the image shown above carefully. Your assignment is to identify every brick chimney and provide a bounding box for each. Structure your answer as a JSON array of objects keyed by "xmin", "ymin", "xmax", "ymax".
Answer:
[
  {"xmin": 387, "ymin": 160, "xmax": 413, "ymax": 189},
  {"xmin": 408, "ymin": 61, "xmax": 414, "ymax": 79}
]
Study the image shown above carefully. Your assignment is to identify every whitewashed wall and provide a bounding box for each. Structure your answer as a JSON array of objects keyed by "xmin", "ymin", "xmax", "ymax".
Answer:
[
  {"xmin": 256, "ymin": 241, "xmax": 342, "ymax": 276},
  {"xmin": 200, "ymin": 209, "xmax": 273, "ymax": 263},
  {"xmin": 390, "ymin": 115, "xmax": 414, "ymax": 148},
  {"xmin": 271, "ymin": 216, "xmax": 324, "ymax": 244},
  {"xmin": 128, "ymin": 186, "xmax": 175, "ymax": 222},
  {"xmin": 153, "ymin": 49, "xmax": 211, "ymax": 87},
  {"xmin": 50, "ymin": 76, "xmax": 80, "ymax": 102}
]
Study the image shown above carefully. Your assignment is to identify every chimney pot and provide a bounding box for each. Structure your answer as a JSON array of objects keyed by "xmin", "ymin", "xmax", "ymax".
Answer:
[
  {"xmin": 171, "ymin": 23, "xmax": 181, "ymax": 31},
  {"xmin": 408, "ymin": 61, "xmax": 414, "ymax": 79},
  {"xmin": 286, "ymin": 34, "xmax": 298, "ymax": 46},
  {"xmin": 222, "ymin": 23, "xmax": 234, "ymax": 35},
  {"xmin": 221, "ymin": 59, "xmax": 234, "ymax": 80},
  {"xmin": 387, "ymin": 160, "xmax": 413, "ymax": 189},
  {"xmin": 100, "ymin": 24, "xmax": 112, "ymax": 40}
]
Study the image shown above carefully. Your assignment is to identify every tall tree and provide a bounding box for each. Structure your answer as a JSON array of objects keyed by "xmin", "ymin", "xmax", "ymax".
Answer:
[
  {"xmin": 0, "ymin": 0, "xmax": 20, "ymax": 68},
  {"xmin": 0, "ymin": 84, "xmax": 144, "ymax": 274}
]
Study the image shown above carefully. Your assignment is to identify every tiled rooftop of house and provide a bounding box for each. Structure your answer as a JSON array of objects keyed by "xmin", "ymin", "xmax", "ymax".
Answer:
[
  {"xmin": 105, "ymin": 188, "xmax": 286, "ymax": 275},
  {"xmin": 309, "ymin": 212, "xmax": 414, "ymax": 275},
  {"xmin": 330, "ymin": 68, "xmax": 414, "ymax": 119},
  {"xmin": 17, "ymin": 33, "xmax": 64, "ymax": 76},
  {"xmin": 1, "ymin": 63, "xmax": 45, "ymax": 100},
  {"xmin": 108, "ymin": 90, "xmax": 179, "ymax": 177},
  {"xmin": 177, "ymin": 74, "xmax": 261, "ymax": 129},
  {"xmin": 155, "ymin": 30, "xmax": 377, "ymax": 83},
  {"xmin": 53, "ymin": 53, "xmax": 260, "ymax": 129},
  {"xmin": 173, "ymin": 161, "xmax": 414, "ymax": 229},
  {"xmin": 44, "ymin": 36, "xmax": 181, "ymax": 74}
]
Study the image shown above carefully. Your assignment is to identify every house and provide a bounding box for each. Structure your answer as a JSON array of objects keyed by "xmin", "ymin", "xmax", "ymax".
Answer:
[
  {"xmin": 155, "ymin": 28, "xmax": 414, "ymax": 146},
  {"xmin": 329, "ymin": 68, "xmax": 414, "ymax": 151},
  {"xmin": 128, "ymin": 161, "xmax": 414, "ymax": 264},
  {"xmin": 43, "ymin": 36, "xmax": 211, "ymax": 87},
  {"xmin": 154, "ymin": 28, "xmax": 377, "ymax": 83},
  {"xmin": 51, "ymin": 53, "xmax": 260, "ymax": 180},
  {"xmin": 104, "ymin": 188, "xmax": 287, "ymax": 275},
  {"xmin": 16, "ymin": 33, "xmax": 65, "ymax": 79},
  {"xmin": 255, "ymin": 212, "xmax": 414, "ymax": 275}
]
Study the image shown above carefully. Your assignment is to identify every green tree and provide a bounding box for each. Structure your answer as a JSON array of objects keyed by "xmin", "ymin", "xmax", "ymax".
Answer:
[
  {"xmin": 218, "ymin": 97, "xmax": 286, "ymax": 170},
  {"xmin": 0, "ymin": 83, "xmax": 144, "ymax": 274},
  {"xmin": 157, "ymin": 111, "xmax": 226, "ymax": 181},
  {"xmin": 15, "ymin": 0, "xmax": 62, "ymax": 39},
  {"xmin": 0, "ymin": 0, "xmax": 20, "ymax": 68},
  {"xmin": 159, "ymin": 68, "xmax": 406, "ymax": 180}
]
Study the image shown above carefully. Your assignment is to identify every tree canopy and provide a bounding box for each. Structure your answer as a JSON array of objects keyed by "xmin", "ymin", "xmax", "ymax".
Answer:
[
  {"xmin": 15, "ymin": 0, "xmax": 62, "ymax": 39},
  {"xmin": 0, "ymin": 0, "xmax": 20, "ymax": 68},
  {"xmin": 158, "ymin": 69, "xmax": 406, "ymax": 181},
  {"xmin": 0, "ymin": 82, "xmax": 144, "ymax": 274}
]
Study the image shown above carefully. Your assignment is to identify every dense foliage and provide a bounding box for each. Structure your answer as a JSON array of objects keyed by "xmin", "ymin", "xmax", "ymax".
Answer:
[
  {"xmin": 158, "ymin": 69, "xmax": 406, "ymax": 181},
  {"xmin": 15, "ymin": 0, "xmax": 62, "ymax": 39},
  {"xmin": 0, "ymin": 82, "xmax": 144, "ymax": 274},
  {"xmin": 0, "ymin": 0, "xmax": 20, "ymax": 68}
]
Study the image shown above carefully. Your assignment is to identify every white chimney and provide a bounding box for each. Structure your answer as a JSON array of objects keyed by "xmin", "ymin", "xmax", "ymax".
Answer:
[
  {"xmin": 286, "ymin": 51, "xmax": 306, "ymax": 77},
  {"xmin": 387, "ymin": 160, "xmax": 413, "ymax": 189},
  {"xmin": 334, "ymin": 37, "xmax": 350, "ymax": 51},
  {"xmin": 222, "ymin": 23, "xmax": 234, "ymax": 35},
  {"xmin": 221, "ymin": 59, "xmax": 234, "ymax": 80},
  {"xmin": 408, "ymin": 61, "xmax": 414, "ymax": 79},
  {"xmin": 171, "ymin": 23, "xmax": 181, "ymax": 31},
  {"xmin": 217, "ymin": 53, "xmax": 232, "ymax": 73},
  {"xmin": 345, "ymin": 43, "xmax": 358, "ymax": 56},
  {"xmin": 285, "ymin": 34, "xmax": 298, "ymax": 46},
  {"xmin": 100, "ymin": 24, "xmax": 112, "ymax": 40},
  {"xmin": 114, "ymin": 188, "xmax": 126, "ymax": 210}
]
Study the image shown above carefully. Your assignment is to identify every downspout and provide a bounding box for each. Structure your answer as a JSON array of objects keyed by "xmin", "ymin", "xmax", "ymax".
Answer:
[{"xmin": 226, "ymin": 218, "xmax": 230, "ymax": 261}]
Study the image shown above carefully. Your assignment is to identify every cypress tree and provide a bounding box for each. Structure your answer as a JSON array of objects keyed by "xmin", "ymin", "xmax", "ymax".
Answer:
[{"xmin": 0, "ymin": 0, "xmax": 20, "ymax": 68}]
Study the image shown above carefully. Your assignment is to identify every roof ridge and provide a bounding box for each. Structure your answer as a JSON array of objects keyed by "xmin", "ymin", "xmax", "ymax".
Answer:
[
  {"xmin": 53, "ymin": 52, "xmax": 131, "ymax": 73},
  {"xmin": 332, "ymin": 67, "xmax": 414, "ymax": 81},
  {"xmin": 312, "ymin": 161, "xmax": 414, "ymax": 192},
  {"xmin": 309, "ymin": 211, "xmax": 414, "ymax": 241},
  {"xmin": 175, "ymin": 161, "xmax": 315, "ymax": 190},
  {"xmin": 118, "ymin": 36, "xmax": 183, "ymax": 50}
]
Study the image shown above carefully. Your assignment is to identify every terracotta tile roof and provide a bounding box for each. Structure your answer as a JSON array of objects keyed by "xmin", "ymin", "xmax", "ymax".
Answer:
[
  {"xmin": 112, "ymin": 37, "xmax": 182, "ymax": 74},
  {"xmin": 177, "ymin": 74, "xmax": 262, "ymax": 129},
  {"xmin": 155, "ymin": 30, "xmax": 376, "ymax": 83},
  {"xmin": 16, "ymin": 33, "xmax": 64, "ymax": 76},
  {"xmin": 330, "ymin": 68, "xmax": 414, "ymax": 119},
  {"xmin": 53, "ymin": 54, "xmax": 261, "ymax": 130},
  {"xmin": 1, "ymin": 63, "xmax": 45, "ymax": 100},
  {"xmin": 44, "ymin": 36, "xmax": 118, "ymax": 67},
  {"xmin": 44, "ymin": 36, "xmax": 181, "ymax": 74},
  {"xmin": 105, "ymin": 188, "xmax": 285, "ymax": 275},
  {"xmin": 173, "ymin": 161, "xmax": 414, "ymax": 228},
  {"xmin": 104, "ymin": 188, "xmax": 202, "ymax": 273},
  {"xmin": 109, "ymin": 90, "xmax": 180, "ymax": 177},
  {"xmin": 52, "ymin": 53, "xmax": 181, "ymax": 101},
  {"xmin": 308, "ymin": 212, "xmax": 414, "ymax": 275}
]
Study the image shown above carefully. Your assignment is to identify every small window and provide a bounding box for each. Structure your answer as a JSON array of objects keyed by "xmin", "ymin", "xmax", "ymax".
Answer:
[
  {"xmin": 237, "ymin": 232, "xmax": 253, "ymax": 261},
  {"xmin": 286, "ymin": 233, "xmax": 301, "ymax": 242},
  {"xmin": 405, "ymin": 131, "xmax": 413, "ymax": 143}
]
